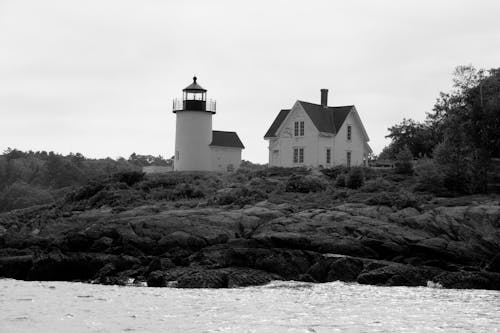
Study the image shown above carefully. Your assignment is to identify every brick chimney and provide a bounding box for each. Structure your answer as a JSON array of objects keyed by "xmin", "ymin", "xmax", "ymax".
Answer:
[{"xmin": 321, "ymin": 89, "xmax": 328, "ymax": 107}]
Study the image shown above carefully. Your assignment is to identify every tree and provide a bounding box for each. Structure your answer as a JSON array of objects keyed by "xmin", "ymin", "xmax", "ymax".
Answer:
[
  {"xmin": 394, "ymin": 146, "xmax": 413, "ymax": 174},
  {"xmin": 385, "ymin": 119, "xmax": 434, "ymax": 158}
]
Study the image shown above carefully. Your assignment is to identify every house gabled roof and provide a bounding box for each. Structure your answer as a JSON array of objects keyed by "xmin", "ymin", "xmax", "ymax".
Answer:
[
  {"xmin": 264, "ymin": 109, "xmax": 290, "ymax": 138},
  {"xmin": 264, "ymin": 101, "xmax": 354, "ymax": 138},
  {"xmin": 210, "ymin": 131, "xmax": 245, "ymax": 149}
]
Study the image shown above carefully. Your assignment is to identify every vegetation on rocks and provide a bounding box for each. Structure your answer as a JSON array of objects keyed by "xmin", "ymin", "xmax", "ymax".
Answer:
[{"xmin": 1, "ymin": 163, "xmax": 500, "ymax": 290}]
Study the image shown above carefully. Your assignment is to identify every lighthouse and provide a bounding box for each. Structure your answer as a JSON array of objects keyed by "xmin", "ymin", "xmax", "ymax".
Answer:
[{"xmin": 173, "ymin": 77, "xmax": 244, "ymax": 172}]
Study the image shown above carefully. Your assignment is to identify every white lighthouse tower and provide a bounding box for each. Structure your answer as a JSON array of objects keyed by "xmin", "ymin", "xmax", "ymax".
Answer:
[
  {"xmin": 172, "ymin": 77, "xmax": 244, "ymax": 172},
  {"xmin": 173, "ymin": 76, "xmax": 216, "ymax": 171}
]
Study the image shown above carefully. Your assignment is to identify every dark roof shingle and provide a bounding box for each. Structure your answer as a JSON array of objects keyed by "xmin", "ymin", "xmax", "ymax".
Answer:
[
  {"xmin": 264, "ymin": 109, "xmax": 290, "ymax": 138},
  {"xmin": 210, "ymin": 131, "xmax": 245, "ymax": 149},
  {"xmin": 264, "ymin": 102, "xmax": 353, "ymax": 138}
]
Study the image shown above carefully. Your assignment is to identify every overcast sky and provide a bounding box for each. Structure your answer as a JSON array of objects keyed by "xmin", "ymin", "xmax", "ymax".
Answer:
[{"xmin": 1, "ymin": 0, "xmax": 500, "ymax": 163}]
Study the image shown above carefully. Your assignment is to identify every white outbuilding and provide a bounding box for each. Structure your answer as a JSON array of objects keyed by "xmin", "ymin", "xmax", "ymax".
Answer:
[
  {"xmin": 173, "ymin": 77, "xmax": 244, "ymax": 172},
  {"xmin": 264, "ymin": 89, "xmax": 372, "ymax": 168}
]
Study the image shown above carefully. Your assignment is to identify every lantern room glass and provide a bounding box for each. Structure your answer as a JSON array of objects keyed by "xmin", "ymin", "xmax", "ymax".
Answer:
[{"xmin": 184, "ymin": 91, "xmax": 206, "ymax": 101}]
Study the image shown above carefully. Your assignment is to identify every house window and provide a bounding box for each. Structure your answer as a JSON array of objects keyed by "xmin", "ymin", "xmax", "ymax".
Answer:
[
  {"xmin": 347, "ymin": 125, "xmax": 352, "ymax": 141},
  {"xmin": 326, "ymin": 148, "xmax": 331, "ymax": 164},
  {"xmin": 175, "ymin": 151, "xmax": 179, "ymax": 160},
  {"xmin": 294, "ymin": 121, "xmax": 304, "ymax": 137},
  {"xmin": 293, "ymin": 147, "xmax": 304, "ymax": 164},
  {"xmin": 346, "ymin": 151, "xmax": 351, "ymax": 167}
]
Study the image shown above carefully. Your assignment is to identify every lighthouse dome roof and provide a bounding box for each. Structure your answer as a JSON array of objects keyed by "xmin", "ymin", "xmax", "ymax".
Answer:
[{"xmin": 183, "ymin": 76, "xmax": 206, "ymax": 92}]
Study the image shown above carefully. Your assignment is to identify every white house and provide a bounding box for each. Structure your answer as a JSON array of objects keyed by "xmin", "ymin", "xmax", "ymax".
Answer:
[
  {"xmin": 264, "ymin": 89, "xmax": 372, "ymax": 168},
  {"xmin": 173, "ymin": 77, "xmax": 244, "ymax": 172}
]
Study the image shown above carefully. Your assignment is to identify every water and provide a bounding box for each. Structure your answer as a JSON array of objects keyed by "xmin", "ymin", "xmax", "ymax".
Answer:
[{"xmin": 1, "ymin": 279, "xmax": 499, "ymax": 333}]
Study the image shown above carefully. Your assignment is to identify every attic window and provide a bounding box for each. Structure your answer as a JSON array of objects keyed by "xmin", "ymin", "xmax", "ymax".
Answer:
[
  {"xmin": 294, "ymin": 121, "xmax": 304, "ymax": 137},
  {"xmin": 347, "ymin": 125, "xmax": 352, "ymax": 141}
]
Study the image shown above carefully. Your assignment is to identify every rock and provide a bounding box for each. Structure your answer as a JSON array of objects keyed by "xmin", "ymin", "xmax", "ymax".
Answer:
[
  {"xmin": 0, "ymin": 255, "xmax": 33, "ymax": 279},
  {"xmin": 60, "ymin": 232, "xmax": 94, "ymax": 252},
  {"xmin": 226, "ymin": 268, "xmax": 279, "ymax": 287},
  {"xmin": 434, "ymin": 271, "xmax": 500, "ymax": 290},
  {"xmin": 307, "ymin": 256, "xmax": 364, "ymax": 282},
  {"xmin": 147, "ymin": 270, "xmax": 167, "ymax": 287},
  {"xmin": 90, "ymin": 236, "xmax": 114, "ymax": 252},
  {"xmin": 357, "ymin": 264, "xmax": 443, "ymax": 287},
  {"xmin": 253, "ymin": 232, "xmax": 311, "ymax": 250},
  {"xmin": 158, "ymin": 231, "xmax": 207, "ymax": 250},
  {"xmin": 242, "ymin": 206, "xmax": 284, "ymax": 219},
  {"xmin": 487, "ymin": 254, "xmax": 500, "ymax": 273},
  {"xmin": 147, "ymin": 257, "xmax": 175, "ymax": 272}
]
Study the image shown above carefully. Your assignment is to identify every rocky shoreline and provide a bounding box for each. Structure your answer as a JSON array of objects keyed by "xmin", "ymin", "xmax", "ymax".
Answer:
[{"xmin": 1, "ymin": 198, "xmax": 500, "ymax": 290}]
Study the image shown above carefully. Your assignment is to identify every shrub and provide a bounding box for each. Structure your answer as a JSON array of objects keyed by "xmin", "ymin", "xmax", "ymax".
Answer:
[
  {"xmin": 346, "ymin": 167, "xmax": 364, "ymax": 189},
  {"xmin": 255, "ymin": 167, "xmax": 309, "ymax": 178},
  {"xmin": 395, "ymin": 146, "xmax": 414, "ymax": 174},
  {"xmin": 114, "ymin": 171, "xmax": 145, "ymax": 186},
  {"xmin": 335, "ymin": 174, "xmax": 346, "ymax": 187},
  {"xmin": 365, "ymin": 190, "xmax": 421, "ymax": 209},
  {"xmin": 414, "ymin": 159, "xmax": 447, "ymax": 194},
  {"xmin": 0, "ymin": 181, "xmax": 54, "ymax": 212},
  {"xmin": 361, "ymin": 177, "xmax": 394, "ymax": 192},
  {"xmin": 213, "ymin": 186, "xmax": 268, "ymax": 206},
  {"xmin": 285, "ymin": 175, "xmax": 326, "ymax": 193},
  {"xmin": 67, "ymin": 181, "xmax": 105, "ymax": 202},
  {"xmin": 247, "ymin": 177, "xmax": 286, "ymax": 194},
  {"xmin": 320, "ymin": 166, "xmax": 348, "ymax": 179}
]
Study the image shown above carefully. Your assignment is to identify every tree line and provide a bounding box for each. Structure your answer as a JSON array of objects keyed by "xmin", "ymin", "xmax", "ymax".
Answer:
[
  {"xmin": 380, "ymin": 65, "xmax": 500, "ymax": 194},
  {"xmin": 0, "ymin": 150, "xmax": 171, "ymax": 212}
]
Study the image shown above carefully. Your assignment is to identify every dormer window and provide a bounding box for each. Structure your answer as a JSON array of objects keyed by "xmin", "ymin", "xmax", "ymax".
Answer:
[
  {"xmin": 294, "ymin": 121, "xmax": 305, "ymax": 137},
  {"xmin": 347, "ymin": 125, "xmax": 352, "ymax": 141}
]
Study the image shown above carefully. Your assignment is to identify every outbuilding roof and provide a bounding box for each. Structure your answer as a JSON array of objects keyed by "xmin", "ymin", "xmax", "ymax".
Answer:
[
  {"xmin": 264, "ymin": 101, "xmax": 354, "ymax": 138},
  {"xmin": 210, "ymin": 131, "xmax": 245, "ymax": 149}
]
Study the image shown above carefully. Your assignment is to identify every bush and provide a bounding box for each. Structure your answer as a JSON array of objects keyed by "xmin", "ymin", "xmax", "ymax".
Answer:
[
  {"xmin": 414, "ymin": 159, "xmax": 447, "ymax": 194},
  {"xmin": 395, "ymin": 146, "xmax": 414, "ymax": 174},
  {"xmin": 0, "ymin": 181, "xmax": 54, "ymax": 212},
  {"xmin": 335, "ymin": 174, "xmax": 346, "ymax": 187},
  {"xmin": 320, "ymin": 166, "xmax": 348, "ymax": 179},
  {"xmin": 213, "ymin": 186, "xmax": 268, "ymax": 206},
  {"xmin": 346, "ymin": 167, "xmax": 364, "ymax": 189},
  {"xmin": 255, "ymin": 167, "xmax": 309, "ymax": 178},
  {"xmin": 361, "ymin": 177, "xmax": 394, "ymax": 192},
  {"xmin": 114, "ymin": 171, "xmax": 145, "ymax": 186},
  {"xmin": 247, "ymin": 177, "xmax": 286, "ymax": 194},
  {"xmin": 285, "ymin": 175, "xmax": 326, "ymax": 193},
  {"xmin": 365, "ymin": 190, "xmax": 421, "ymax": 209}
]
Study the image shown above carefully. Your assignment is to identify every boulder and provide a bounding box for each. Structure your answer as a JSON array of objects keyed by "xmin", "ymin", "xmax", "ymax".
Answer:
[
  {"xmin": 487, "ymin": 254, "xmax": 500, "ymax": 273},
  {"xmin": 433, "ymin": 271, "xmax": 500, "ymax": 290},
  {"xmin": 307, "ymin": 256, "xmax": 364, "ymax": 282},
  {"xmin": 147, "ymin": 270, "xmax": 167, "ymax": 287},
  {"xmin": 357, "ymin": 264, "xmax": 442, "ymax": 287}
]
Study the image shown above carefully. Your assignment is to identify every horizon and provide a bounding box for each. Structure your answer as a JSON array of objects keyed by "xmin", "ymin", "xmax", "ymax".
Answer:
[{"xmin": 2, "ymin": 0, "xmax": 500, "ymax": 163}]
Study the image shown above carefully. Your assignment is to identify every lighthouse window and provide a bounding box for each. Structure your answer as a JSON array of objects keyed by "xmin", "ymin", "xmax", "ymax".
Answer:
[{"xmin": 176, "ymin": 151, "xmax": 179, "ymax": 160}]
